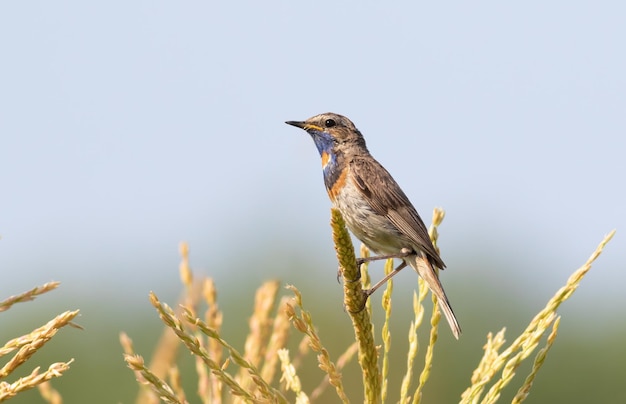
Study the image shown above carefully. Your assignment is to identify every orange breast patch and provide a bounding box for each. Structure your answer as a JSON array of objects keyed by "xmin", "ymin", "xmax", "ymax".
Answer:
[
  {"xmin": 327, "ymin": 168, "xmax": 348, "ymax": 202},
  {"xmin": 321, "ymin": 151, "xmax": 330, "ymax": 168}
]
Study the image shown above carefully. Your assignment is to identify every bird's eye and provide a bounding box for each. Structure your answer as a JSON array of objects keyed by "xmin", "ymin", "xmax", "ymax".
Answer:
[{"xmin": 324, "ymin": 119, "xmax": 336, "ymax": 128}]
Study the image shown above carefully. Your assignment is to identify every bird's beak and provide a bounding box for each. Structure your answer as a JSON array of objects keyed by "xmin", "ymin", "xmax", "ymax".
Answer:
[
  {"xmin": 285, "ymin": 120, "xmax": 306, "ymax": 129},
  {"xmin": 285, "ymin": 120, "xmax": 324, "ymax": 132}
]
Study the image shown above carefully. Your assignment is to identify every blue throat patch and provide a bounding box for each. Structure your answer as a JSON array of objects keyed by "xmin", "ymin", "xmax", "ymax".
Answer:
[
  {"xmin": 308, "ymin": 130, "xmax": 343, "ymax": 195},
  {"xmin": 309, "ymin": 130, "xmax": 334, "ymax": 157}
]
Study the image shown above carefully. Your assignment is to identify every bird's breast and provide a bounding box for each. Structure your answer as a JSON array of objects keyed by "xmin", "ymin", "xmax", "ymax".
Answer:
[
  {"xmin": 325, "ymin": 168, "xmax": 349, "ymax": 202},
  {"xmin": 329, "ymin": 169, "xmax": 409, "ymax": 255},
  {"xmin": 321, "ymin": 152, "xmax": 347, "ymax": 202},
  {"xmin": 321, "ymin": 151, "xmax": 331, "ymax": 168}
]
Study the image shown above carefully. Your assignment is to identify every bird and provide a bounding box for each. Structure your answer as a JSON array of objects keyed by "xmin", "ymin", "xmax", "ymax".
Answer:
[{"xmin": 286, "ymin": 113, "xmax": 461, "ymax": 339}]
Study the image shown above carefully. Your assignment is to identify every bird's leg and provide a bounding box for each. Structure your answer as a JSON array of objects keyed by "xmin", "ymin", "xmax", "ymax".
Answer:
[
  {"xmin": 355, "ymin": 248, "xmax": 412, "ymax": 267},
  {"xmin": 364, "ymin": 261, "xmax": 408, "ymax": 297},
  {"xmin": 344, "ymin": 247, "xmax": 412, "ymax": 285},
  {"xmin": 348, "ymin": 261, "xmax": 408, "ymax": 313}
]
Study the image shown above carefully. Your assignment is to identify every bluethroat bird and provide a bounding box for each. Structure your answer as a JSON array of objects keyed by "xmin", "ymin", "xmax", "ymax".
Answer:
[{"xmin": 286, "ymin": 113, "xmax": 461, "ymax": 339}]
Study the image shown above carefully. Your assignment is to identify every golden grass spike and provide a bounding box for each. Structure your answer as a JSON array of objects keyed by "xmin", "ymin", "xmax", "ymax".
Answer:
[
  {"xmin": 0, "ymin": 282, "xmax": 60, "ymax": 313},
  {"xmin": 238, "ymin": 280, "xmax": 280, "ymax": 392},
  {"xmin": 168, "ymin": 366, "xmax": 186, "ymax": 403},
  {"xmin": 380, "ymin": 257, "xmax": 394, "ymax": 402},
  {"xmin": 179, "ymin": 241, "xmax": 193, "ymax": 288},
  {"xmin": 278, "ymin": 349, "xmax": 309, "ymax": 403},
  {"xmin": 412, "ymin": 290, "xmax": 442, "ymax": 404},
  {"xmin": 461, "ymin": 230, "xmax": 616, "ymax": 403},
  {"xmin": 400, "ymin": 293, "xmax": 419, "ymax": 403},
  {"xmin": 411, "ymin": 210, "xmax": 448, "ymax": 403},
  {"xmin": 182, "ymin": 307, "xmax": 287, "ymax": 403},
  {"xmin": 0, "ymin": 310, "xmax": 79, "ymax": 377},
  {"xmin": 0, "ymin": 360, "xmax": 73, "ymax": 402},
  {"xmin": 331, "ymin": 208, "xmax": 381, "ymax": 403},
  {"xmin": 124, "ymin": 354, "xmax": 184, "ymax": 404},
  {"xmin": 38, "ymin": 380, "xmax": 63, "ymax": 404},
  {"xmin": 149, "ymin": 292, "xmax": 259, "ymax": 402},
  {"xmin": 260, "ymin": 296, "xmax": 292, "ymax": 385},
  {"xmin": 511, "ymin": 317, "xmax": 561, "ymax": 404},
  {"xmin": 202, "ymin": 278, "xmax": 223, "ymax": 404},
  {"xmin": 481, "ymin": 312, "xmax": 557, "ymax": 404},
  {"xmin": 469, "ymin": 329, "xmax": 507, "ymax": 391},
  {"xmin": 286, "ymin": 285, "xmax": 350, "ymax": 403},
  {"xmin": 310, "ymin": 342, "xmax": 358, "ymax": 401},
  {"xmin": 360, "ymin": 244, "xmax": 373, "ymax": 309}
]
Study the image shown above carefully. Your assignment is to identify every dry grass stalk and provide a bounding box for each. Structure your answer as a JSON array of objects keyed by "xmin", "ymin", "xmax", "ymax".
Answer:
[
  {"xmin": 380, "ymin": 257, "xmax": 394, "ymax": 403},
  {"xmin": 122, "ymin": 216, "xmax": 615, "ymax": 404},
  {"xmin": 150, "ymin": 292, "xmax": 261, "ymax": 402},
  {"xmin": 260, "ymin": 297, "xmax": 292, "ymax": 386},
  {"xmin": 1, "ymin": 283, "xmax": 76, "ymax": 402},
  {"xmin": 461, "ymin": 230, "xmax": 616, "ymax": 403},
  {"xmin": 511, "ymin": 317, "xmax": 560, "ymax": 404},
  {"xmin": 1, "ymin": 310, "xmax": 78, "ymax": 378},
  {"xmin": 310, "ymin": 342, "xmax": 358, "ymax": 401},
  {"xmin": 201, "ymin": 278, "xmax": 224, "ymax": 404},
  {"xmin": 125, "ymin": 243, "xmax": 297, "ymax": 403},
  {"xmin": 277, "ymin": 349, "xmax": 309, "ymax": 403},
  {"xmin": 330, "ymin": 208, "xmax": 381, "ymax": 403},
  {"xmin": 411, "ymin": 208, "xmax": 447, "ymax": 403},
  {"xmin": 0, "ymin": 360, "xmax": 73, "ymax": 402},
  {"xmin": 37, "ymin": 380, "xmax": 63, "ymax": 404},
  {"xmin": 1, "ymin": 310, "xmax": 78, "ymax": 364},
  {"xmin": 0, "ymin": 282, "xmax": 60, "ymax": 313},
  {"xmin": 168, "ymin": 366, "xmax": 186, "ymax": 403},
  {"xmin": 285, "ymin": 285, "xmax": 350, "ymax": 403},
  {"xmin": 182, "ymin": 306, "xmax": 286, "ymax": 403},
  {"xmin": 125, "ymin": 354, "xmax": 185, "ymax": 404},
  {"xmin": 237, "ymin": 280, "xmax": 280, "ymax": 393}
]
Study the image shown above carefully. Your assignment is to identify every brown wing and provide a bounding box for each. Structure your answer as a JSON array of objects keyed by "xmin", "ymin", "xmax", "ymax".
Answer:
[{"xmin": 350, "ymin": 156, "xmax": 446, "ymax": 269}]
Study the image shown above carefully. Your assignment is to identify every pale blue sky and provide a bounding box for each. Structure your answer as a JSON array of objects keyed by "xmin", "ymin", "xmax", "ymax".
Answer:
[{"xmin": 1, "ymin": 2, "xmax": 624, "ymax": 324}]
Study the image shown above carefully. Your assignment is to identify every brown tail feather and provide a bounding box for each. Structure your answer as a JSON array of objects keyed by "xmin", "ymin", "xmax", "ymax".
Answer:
[{"xmin": 406, "ymin": 253, "xmax": 461, "ymax": 339}]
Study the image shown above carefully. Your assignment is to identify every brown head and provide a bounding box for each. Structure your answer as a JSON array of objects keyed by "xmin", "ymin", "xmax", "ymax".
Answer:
[{"xmin": 285, "ymin": 113, "xmax": 369, "ymax": 157}]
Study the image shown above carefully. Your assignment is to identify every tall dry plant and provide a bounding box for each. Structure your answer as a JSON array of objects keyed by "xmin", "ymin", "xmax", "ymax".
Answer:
[
  {"xmin": 122, "ymin": 208, "xmax": 615, "ymax": 403},
  {"xmin": 0, "ymin": 282, "xmax": 77, "ymax": 403}
]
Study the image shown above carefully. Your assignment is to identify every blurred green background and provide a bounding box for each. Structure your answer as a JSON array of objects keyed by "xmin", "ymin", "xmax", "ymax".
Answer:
[
  {"xmin": 1, "ymin": 1, "xmax": 625, "ymax": 403},
  {"xmin": 2, "ymin": 243, "xmax": 624, "ymax": 403}
]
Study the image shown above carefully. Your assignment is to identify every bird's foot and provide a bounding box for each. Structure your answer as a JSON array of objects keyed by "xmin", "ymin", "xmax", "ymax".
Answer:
[
  {"xmin": 346, "ymin": 289, "xmax": 372, "ymax": 313},
  {"xmin": 337, "ymin": 261, "xmax": 363, "ymax": 284}
]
